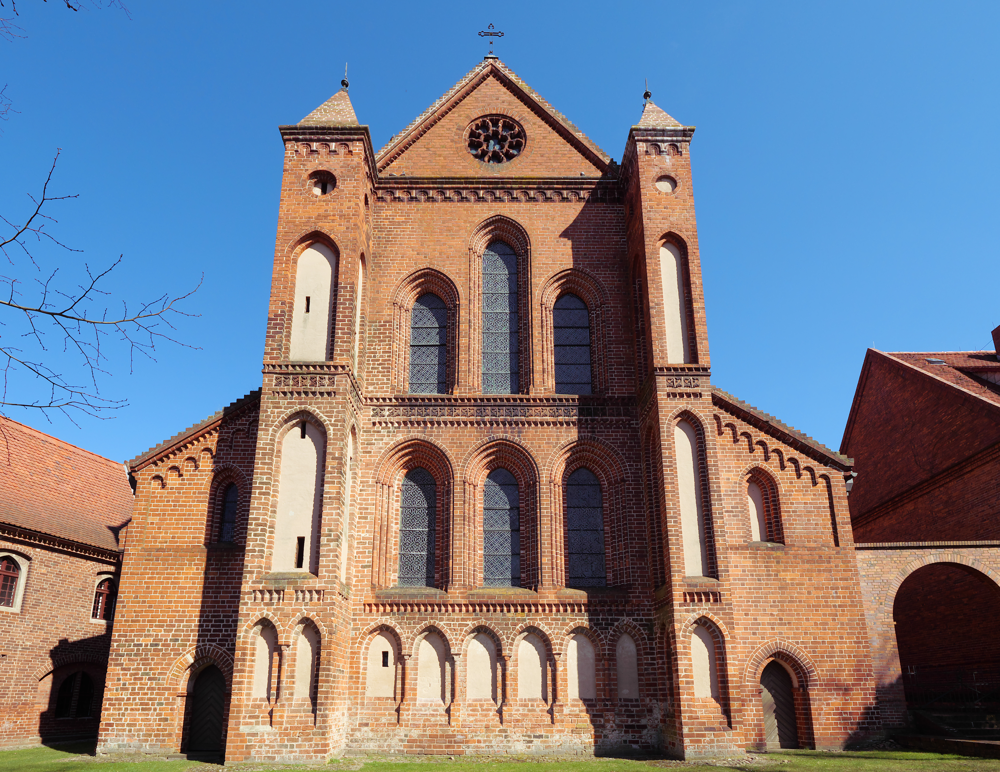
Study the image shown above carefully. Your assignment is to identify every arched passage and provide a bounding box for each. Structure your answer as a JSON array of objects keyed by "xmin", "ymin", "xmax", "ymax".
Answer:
[
  {"xmin": 894, "ymin": 562, "xmax": 1000, "ymax": 709},
  {"xmin": 186, "ymin": 665, "xmax": 226, "ymax": 753},
  {"xmin": 760, "ymin": 661, "xmax": 798, "ymax": 749}
]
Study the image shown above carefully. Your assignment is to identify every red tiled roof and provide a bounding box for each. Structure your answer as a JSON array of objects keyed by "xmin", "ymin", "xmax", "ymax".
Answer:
[
  {"xmin": 0, "ymin": 417, "xmax": 133, "ymax": 552},
  {"xmin": 883, "ymin": 351, "xmax": 1000, "ymax": 409},
  {"xmin": 635, "ymin": 99, "xmax": 684, "ymax": 129},
  {"xmin": 299, "ymin": 88, "xmax": 358, "ymax": 126}
]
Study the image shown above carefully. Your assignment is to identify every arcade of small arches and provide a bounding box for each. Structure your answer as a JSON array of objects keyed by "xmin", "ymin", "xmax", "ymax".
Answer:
[{"xmin": 284, "ymin": 217, "xmax": 700, "ymax": 394}]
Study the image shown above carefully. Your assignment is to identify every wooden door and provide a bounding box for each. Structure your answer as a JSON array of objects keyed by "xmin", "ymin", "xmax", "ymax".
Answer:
[
  {"xmin": 760, "ymin": 661, "xmax": 798, "ymax": 749},
  {"xmin": 187, "ymin": 665, "xmax": 226, "ymax": 753}
]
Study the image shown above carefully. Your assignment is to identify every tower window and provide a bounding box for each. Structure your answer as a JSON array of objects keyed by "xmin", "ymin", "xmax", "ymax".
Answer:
[
  {"xmin": 296, "ymin": 537, "xmax": 305, "ymax": 569},
  {"xmin": 218, "ymin": 483, "xmax": 238, "ymax": 543}
]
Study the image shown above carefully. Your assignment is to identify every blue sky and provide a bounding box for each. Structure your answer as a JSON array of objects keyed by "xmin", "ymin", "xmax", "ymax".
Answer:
[{"xmin": 1, "ymin": 1, "xmax": 997, "ymax": 462}]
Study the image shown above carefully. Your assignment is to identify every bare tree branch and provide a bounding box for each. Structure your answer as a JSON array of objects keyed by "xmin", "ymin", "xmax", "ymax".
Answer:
[{"xmin": 0, "ymin": 150, "xmax": 200, "ymax": 420}]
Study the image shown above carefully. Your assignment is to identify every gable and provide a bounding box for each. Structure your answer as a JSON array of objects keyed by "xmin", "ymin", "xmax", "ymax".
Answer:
[{"xmin": 378, "ymin": 65, "xmax": 608, "ymax": 179}]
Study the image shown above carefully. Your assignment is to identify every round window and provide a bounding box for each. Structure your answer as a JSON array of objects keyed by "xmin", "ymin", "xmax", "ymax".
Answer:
[
  {"xmin": 466, "ymin": 115, "xmax": 526, "ymax": 164},
  {"xmin": 655, "ymin": 175, "xmax": 677, "ymax": 193}
]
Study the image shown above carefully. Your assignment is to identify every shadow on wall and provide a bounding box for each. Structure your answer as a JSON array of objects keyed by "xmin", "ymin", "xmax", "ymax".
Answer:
[{"xmin": 38, "ymin": 635, "xmax": 112, "ymax": 746}]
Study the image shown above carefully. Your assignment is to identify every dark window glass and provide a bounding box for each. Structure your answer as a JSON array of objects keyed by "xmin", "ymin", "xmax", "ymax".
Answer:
[
  {"xmin": 409, "ymin": 293, "xmax": 447, "ymax": 394},
  {"xmin": 55, "ymin": 673, "xmax": 77, "ymax": 718},
  {"xmin": 554, "ymin": 294, "xmax": 592, "ymax": 394},
  {"xmin": 0, "ymin": 557, "xmax": 19, "ymax": 608},
  {"xmin": 91, "ymin": 578, "xmax": 116, "ymax": 621},
  {"xmin": 399, "ymin": 468, "xmax": 436, "ymax": 587},
  {"xmin": 566, "ymin": 467, "xmax": 606, "ymax": 587},
  {"xmin": 219, "ymin": 484, "xmax": 238, "ymax": 543},
  {"xmin": 483, "ymin": 469, "xmax": 520, "ymax": 587},
  {"xmin": 482, "ymin": 241, "xmax": 518, "ymax": 394},
  {"xmin": 76, "ymin": 673, "xmax": 94, "ymax": 718}
]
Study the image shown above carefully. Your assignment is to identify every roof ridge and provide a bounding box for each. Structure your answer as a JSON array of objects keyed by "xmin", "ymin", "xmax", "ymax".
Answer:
[
  {"xmin": 712, "ymin": 387, "xmax": 851, "ymax": 467},
  {"xmin": 128, "ymin": 388, "xmax": 262, "ymax": 467},
  {"xmin": 375, "ymin": 58, "xmax": 610, "ymax": 166},
  {"xmin": 0, "ymin": 415, "xmax": 122, "ymax": 468}
]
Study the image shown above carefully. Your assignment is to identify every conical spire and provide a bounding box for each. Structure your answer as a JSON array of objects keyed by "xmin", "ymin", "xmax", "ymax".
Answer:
[
  {"xmin": 299, "ymin": 87, "xmax": 358, "ymax": 126},
  {"xmin": 636, "ymin": 99, "xmax": 683, "ymax": 129}
]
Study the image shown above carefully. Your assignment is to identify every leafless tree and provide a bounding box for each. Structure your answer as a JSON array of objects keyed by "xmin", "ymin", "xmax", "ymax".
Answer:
[
  {"xmin": 1, "ymin": 1, "xmax": 129, "ymax": 44},
  {"xmin": 0, "ymin": 151, "xmax": 200, "ymax": 420}
]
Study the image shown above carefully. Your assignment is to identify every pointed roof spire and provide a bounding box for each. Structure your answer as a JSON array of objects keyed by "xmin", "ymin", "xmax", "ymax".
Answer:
[
  {"xmin": 299, "ymin": 83, "xmax": 359, "ymax": 126},
  {"xmin": 637, "ymin": 99, "xmax": 683, "ymax": 129}
]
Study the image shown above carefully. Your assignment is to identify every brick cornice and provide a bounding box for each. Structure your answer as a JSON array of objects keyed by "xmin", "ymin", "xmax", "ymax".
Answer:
[{"xmin": 0, "ymin": 522, "xmax": 121, "ymax": 563}]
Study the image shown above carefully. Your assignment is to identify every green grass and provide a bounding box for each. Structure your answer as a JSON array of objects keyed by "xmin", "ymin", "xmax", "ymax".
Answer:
[{"xmin": 7, "ymin": 743, "xmax": 1000, "ymax": 772}]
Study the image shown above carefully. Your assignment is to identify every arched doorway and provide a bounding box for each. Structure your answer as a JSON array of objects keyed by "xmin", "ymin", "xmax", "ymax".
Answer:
[
  {"xmin": 187, "ymin": 665, "xmax": 226, "ymax": 753},
  {"xmin": 894, "ymin": 563, "xmax": 1000, "ymax": 710},
  {"xmin": 760, "ymin": 661, "xmax": 798, "ymax": 749}
]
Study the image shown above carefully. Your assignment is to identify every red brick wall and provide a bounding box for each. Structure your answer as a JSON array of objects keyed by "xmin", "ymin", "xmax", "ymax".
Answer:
[
  {"xmin": 97, "ymin": 401, "xmax": 258, "ymax": 754},
  {"xmin": 0, "ymin": 536, "xmax": 118, "ymax": 747},
  {"xmin": 100, "ymin": 62, "xmax": 880, "ymax": 761}
]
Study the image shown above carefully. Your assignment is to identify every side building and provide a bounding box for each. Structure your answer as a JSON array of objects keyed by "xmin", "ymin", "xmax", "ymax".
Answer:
[
  {"xmin": 844, "ymin": 325, "xmax": 1000, "ymax": 731},
  {"xmin": 0, "ymin": 417, "xmax": 131, "ymax": 747},
  {"xmin": 99, "ymin": 58, "xmax": 878, "ymax": 760}
]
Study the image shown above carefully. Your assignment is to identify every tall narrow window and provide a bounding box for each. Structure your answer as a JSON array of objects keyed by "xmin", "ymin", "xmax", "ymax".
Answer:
[
  {"xmin": 353, "ymin": 254, "xmax": 366, "ymax": 365},
  {"xmin": 675, "ymin": 420, "xmax": 711, "ymax": 577},
  {"xmin": 660, "ymin": 242, "xmax": 691, "ymax": 364},
  {"xmin": 566, "ymin": 467, "xmax": 605, "ymax": 587},
  {"xmin": 482, "ymin": 241, "xmax": 518, "ymax": 394},
  {"xmin": 409, "ymin": 293, "xmax": 447, "ymax": 394},
  {"xmin": 218, "ymin": 484, "xmax": 238, "ymax": 543},
  {"xmin": 399, "ymin": 468, "xmax": 436, "ymax": 587},
  {"xmin": 553, "ymin": 294, "xmax": 592, "ymax": 394},
  {"xmin": 290, "ymin": 243, "xmax": 337, "ymax": 361},
  {"xmin": 341, "ymin": 429, "xmax": 356, "ymax": 584},
  {"xmin": 91, "ymin": 578, "xmax": 116, "ymax": 621},
  {"xmin": 483, "ymin": 468, "xmax": 520, "ymax": 587},
  {"xmin": 0, "ymin": 557, "xmax": 20, "ymax": 607},
  {"xmin": 274, "ymin": 421, "xmax": 325, "ymax": 573}
]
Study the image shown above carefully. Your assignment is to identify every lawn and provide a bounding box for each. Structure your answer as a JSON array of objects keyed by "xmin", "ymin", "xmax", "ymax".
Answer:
[{"xmin": 7, "ymin": 743, "xmax": 1000, "ymax": 772}]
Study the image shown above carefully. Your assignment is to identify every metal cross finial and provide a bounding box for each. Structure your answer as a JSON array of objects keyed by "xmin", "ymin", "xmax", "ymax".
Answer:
[
  {"xmin": 342, "ymin": 62, "xmax": 349, "ymax": 90},
  {"xmin": 478, "ymin": 23, "xmax": 504, "ymax": 58}
]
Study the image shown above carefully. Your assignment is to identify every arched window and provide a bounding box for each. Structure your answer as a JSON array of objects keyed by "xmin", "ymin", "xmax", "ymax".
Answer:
[
  {"xmin": 366, "ymin": 631, "xmax": 398, "ymax": 698},
  {"xmin": 567, "ymin": 633, "xmax": 596, "ymax": 700},
  {"xmin": 409, "ymin": 293, "xmax": 447, "ymax": 394},
  {"xmin": 55, "ymin": 671, "xmax": 94, "ymax": 719},
  {"xmin": 0, "ymin": 556, "xmax": 20, "ymax": 608},
  {"xmin": 341, "ymin": 428, "xmax": 356, "ymax": 584},
  {"xmin": 553, "ymin": 294, "xmax": 592, "ymax": 394},
  {"xmin": 253, "ymin": 622, "xmax": 278, "ymax": 701},
  {"xmin": 674, "ymin": 419, "xmax": 712, "ymax": 578},
  {"xmin": 691, "ymin": 624, "xmax": 720, "ymax": 701},
  {"xmin": 659, "ymin": 241, "xmax": 692, "ymax": 364},
  {"xmin": 466, "ymin": 633, "xmax": 498, "ymax": 702},
  {"xmin": 482, "ymin": 241, "xmax": 518, "ymax": 394},
  {"xmin": 399, "ymin": 468, "xmax": 436, "ymax": 587},
  {"xmin": 92, "ymin": 578, "xmax": 116, "ymax": 621},
  {"xmin": 416, "ymin": 632, "xmax": 447, "ymax": 704},
  {"xmin": 274, "ymin": 420, "xmax": 325, "ymax": 573},
  {"xmin": 747, "ymin": 472, "xmax": 783, "ymax": 544},
  {"xmin": 483, "ymin": 468, "xmax": 520, "ymax": 587},
  {"xmin": 353, "ymin": 254, "xmax": 366, "ymax": 366},
  {"xmin": 295, "ymin": 624, "xmax": 320, "ymax": 708},
  {"xmin": 616, "ymin": 634, "xmax": 640, "ymax": 699},
  {"xmin": 566, "ymin": 468, "xmax": 605, "ymax": 587},
  {"xmin": 218, "ymin": 484, "xmax": 238, "ymax": 543},
  {"xmin": 289, "ymin": 243, "xmax": 337, "ymax": 361}
]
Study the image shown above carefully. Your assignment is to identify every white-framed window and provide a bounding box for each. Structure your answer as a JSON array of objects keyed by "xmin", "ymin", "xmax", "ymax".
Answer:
[
  {"xmin": 0, "ymin": 551, "xmax": 30, "ymax": 613},
  {"xmin": 90, "ymin": 574, "xmax": 117, "ymax": 622}
]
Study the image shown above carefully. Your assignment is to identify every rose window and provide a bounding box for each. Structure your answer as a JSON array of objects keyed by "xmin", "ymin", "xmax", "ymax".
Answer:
[{"xmin": 467, "ymin": 115, "xmax": 525, "ymax": 164}]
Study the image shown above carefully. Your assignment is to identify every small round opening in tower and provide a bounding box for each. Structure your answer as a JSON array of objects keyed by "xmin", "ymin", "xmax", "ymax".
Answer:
[
  {"xmin": 466, "ymin": 115, "xmax": 526, "ymax": 164},
  {"xmin": 655, "ymin": 175, "xmax": 677, "ymax": 193},
  {"xmin": 308, "ymin": 170, "xmax": 337, "ymax": 196}
]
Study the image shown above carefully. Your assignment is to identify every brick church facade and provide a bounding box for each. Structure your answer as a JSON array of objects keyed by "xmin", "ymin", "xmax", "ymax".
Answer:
[{"xmin": 95, "ymin": 58, "xmax": 881, "ymax": 760}]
